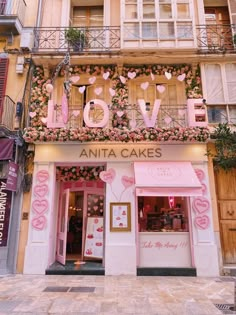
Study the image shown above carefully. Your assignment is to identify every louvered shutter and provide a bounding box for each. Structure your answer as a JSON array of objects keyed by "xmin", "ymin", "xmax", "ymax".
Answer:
[
  {"xmin": 0, "ymin": 58, "xmax": 9, "ymax": 114},
  {"xmin": 229, "ymin": 0, "xmax": 236, "ymax": 24}
]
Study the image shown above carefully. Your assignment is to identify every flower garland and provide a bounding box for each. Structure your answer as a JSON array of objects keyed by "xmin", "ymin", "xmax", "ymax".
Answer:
[
  {"xmin": 56, "ymin": 165, "xmax": 104, "ymax": 181},
  {"xmin": 23, "ymin": 126, "xmax": 210, "ymax": 143}
]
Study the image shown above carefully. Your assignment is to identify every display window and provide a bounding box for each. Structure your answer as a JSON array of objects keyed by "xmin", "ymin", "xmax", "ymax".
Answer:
[{"xmin": 138, "ymin": 196, "xmax": 189, "ymax": 232}]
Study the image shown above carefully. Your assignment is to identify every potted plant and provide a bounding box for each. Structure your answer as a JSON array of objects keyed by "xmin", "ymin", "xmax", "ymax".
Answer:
[{"xmin": 65, "ymin": 27, "xmax": 86, "ymax": 51}]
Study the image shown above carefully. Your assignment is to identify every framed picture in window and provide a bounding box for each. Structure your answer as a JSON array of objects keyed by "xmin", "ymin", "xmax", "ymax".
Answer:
[{"xmin": 110, "ymin": 202, "xmax": 131, "ymax": 232}]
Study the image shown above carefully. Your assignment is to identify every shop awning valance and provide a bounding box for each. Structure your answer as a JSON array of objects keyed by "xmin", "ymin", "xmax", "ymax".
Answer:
[
  {"xmin": 134, "ymin": 161, "xmax": 202, "ymax": 196},
  {"xmin": 0, "ymin": 138, "xmax": 14, "ymax": 160}
]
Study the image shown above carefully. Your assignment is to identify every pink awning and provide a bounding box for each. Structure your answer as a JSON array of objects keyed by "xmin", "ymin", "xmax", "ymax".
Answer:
[
  {"xmin": 0, "ymin": 139, "xmax": 14, "ymax": 160},
  {"xmin": 134, "ymin": 161, "xmax": 202, "ymax": 196}
]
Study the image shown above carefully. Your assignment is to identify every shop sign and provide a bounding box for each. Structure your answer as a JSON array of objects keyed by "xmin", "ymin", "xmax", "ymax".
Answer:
[
  {"xmin": 0, "ymin": 180, "xmax": 12, "ymax": 247},
  {"xmin": 6, "ymin": 162, "xmax": 18, "ymax": 192}
]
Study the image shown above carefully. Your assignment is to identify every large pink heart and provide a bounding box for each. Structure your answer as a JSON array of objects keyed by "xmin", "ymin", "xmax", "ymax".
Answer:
[
  {"xmin": 99, "ymin": 169, "xmax": 116, "ymax": 184},
  {"xmin": 32, "ymin": 215, "xmax": 47, "ymax": 231},
  {"xmin": 32, "ymin": 199, "xmax": 49, "ymax": 215},
  {"xmin": 34, "ymin": 184, "xmax": 48, "ymax": 198},
  {"xmin": 36, "ymin": 170, "xmax": 49, "ymax": 183},
  {"xmin": 121, "ymin": 176, "xmax": 134, "ymax": 188},
  {"xmin": 192, "ymin": 197, "xmax": 210, "ymax": 214},
  {"xmin": 194, "ymin": 215, "xmax": 210, "ymax": 230}
]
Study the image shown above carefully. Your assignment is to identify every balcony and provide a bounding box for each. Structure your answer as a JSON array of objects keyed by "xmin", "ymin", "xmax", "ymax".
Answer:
[
  {"xmin": 196, "ymin": 24, "xmax": 236, "ymax": 53},
  {"xmin": 32, "ymin": 26, "xmax": 121, "ymax": 54},
  {"xmin": 0, "ymin": 0, "xmax": 26, "ymax": 35},
  {"xmin": 0, "ymin": 95, "xmax": 17, "ymax": 135}
]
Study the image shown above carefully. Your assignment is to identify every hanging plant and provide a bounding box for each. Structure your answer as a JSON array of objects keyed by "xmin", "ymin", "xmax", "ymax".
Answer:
[{"xmin": 208, "ymin": 123, "xmax": 236, "ymax": 170}]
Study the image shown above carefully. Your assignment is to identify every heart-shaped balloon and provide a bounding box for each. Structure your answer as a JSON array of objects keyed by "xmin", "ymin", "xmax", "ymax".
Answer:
[
  {"xmin": 109, "ymin": 88, "xmax": 116, "ymax": 97},
  {"xmin": 72, "ymin": 110, "xmax": 80, "ymax": 117},
  {"xmin": 32, "ymin": 199, "xmax": 49, "ymax": 215},
  {"xmin": 103, "ymin": 72, "xmax": 110, "ymax": 80},
  {"xmin": 46, "ymin": 84, "xmax": 53, "ymax": 93},
  {"xmin": 117, "ymin": 111, "xmax": 124, "ymax": 117},
  {"xmin": 128, "ymin": 72, "xmax": 136, "ymax": 79},
  {"xmin": 70, "ymin": 76, "xmax": 80, "ymax": 83},
  {"xmin": 177, "ymin": 73, "xmax": 186, "ymax": 81},
  {"xmin": 88, "ymin": 76, "xmax": 96, "ymax": 84},
  {"xmin": 156, "ymin": 85, "xmax": 165, "ymax": 93},
  {"xmin": 141, "ymin": 82, "xmax": 149, "ymax": 90},
  {"xmin": 99, "ymin": 168, "xmax": 116, "ymax": 184},
  {"xmin": 194, "ymin": 215, "xmax": 210, "ymax": 230},
  {"xmin": 192, "ymin": 197, "xmax": 210, "ymax": 214},
  {"xmin": 165, "ymin": 72, "xmax": 172, "ymax": 80},
  {"xmin": 79, "ymin": 86, "xmax": 86, "ymax": 94},
  {"xmin": 121, "ymin": 176, "xmax": 134, "ymax": 188},
  {"xmin": 119, "ymin": 76, "xmax": 126, "ymax": 84},
  {"xmin": 36, "ymin": 170, "xmax": 49, "ymax": 183},
  {"xmin": 94, "ymin": 87, "xmax": 103, "ymax": 95},
  {"xmin": 41, "ymin": 117, "xmax": 47, "ymax": 124},
  {"xmin": 32, "ymin": 215, "xmax": 47, "ymax": 231},
  {"xmin": 34, "ymin": 184, "xmax": 48, "ymax": 198},
  {"xmin": 29, "ymin": 112, "xmax": 36, "ymax": 118}
]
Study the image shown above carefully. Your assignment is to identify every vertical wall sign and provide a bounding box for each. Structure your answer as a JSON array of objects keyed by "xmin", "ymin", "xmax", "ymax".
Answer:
[
  {"xmin": 0, "ymin": 180, "xmax": 12, "ymax": 246},
  {"xmin": 31, "ymin": 170, "xmax": 49, "ymax": 231},
  {"xmin": 6, "ymin": 162, "xmax": 19, "ymax": 192}
]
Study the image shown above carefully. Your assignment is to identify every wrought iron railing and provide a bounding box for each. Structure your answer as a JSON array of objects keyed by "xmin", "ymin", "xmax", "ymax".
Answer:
[
  {"xmin": 33, "ymin": 27, "xmax": 121, "ymax": 53},
  {"xmin": 196, "ymin": 24, "xmax": 236, "ymax": 52},
  {"xmin": 0, "ymin": 0, "xmax": 26, "ymax": 25},
  {"xmin": 48, "ymin": 104, "xmax": 188, "ymax": 129},
  {"xmin": 0, "ymin": 95, "xmax": 16, "ymax": 130}
]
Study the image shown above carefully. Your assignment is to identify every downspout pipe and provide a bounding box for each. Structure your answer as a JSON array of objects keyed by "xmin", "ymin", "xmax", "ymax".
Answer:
[{"xmin": 36, "ymin": 0, "xmax": 43, "ymax": 27}]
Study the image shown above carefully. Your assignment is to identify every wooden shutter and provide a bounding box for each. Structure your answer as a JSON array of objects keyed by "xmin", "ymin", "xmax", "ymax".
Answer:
[{"xmin": 0, "ymin": 58, "xmax": 9, "ymax": 114}]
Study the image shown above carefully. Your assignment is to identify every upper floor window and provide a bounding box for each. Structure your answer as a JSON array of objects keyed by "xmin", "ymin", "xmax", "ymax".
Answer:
[{"xmin": 72, "ymin": 6, "xmax": 103, "ymax": 27}]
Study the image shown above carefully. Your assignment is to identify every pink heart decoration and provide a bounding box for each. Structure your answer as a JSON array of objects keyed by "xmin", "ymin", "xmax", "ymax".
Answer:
[
  {"xmin": 88, "ymin": 76, "xmax": 96, "ymax": 84},
  {"xmin": 36, "ymin": 170, "xmax": 49, "ymax": 183},
  {"xmin": 156, "ymin": 85, "xmax": 165, "ymax": 93},
  {"xmin": 128, "ymin": 72, "xmax": 136, "ymax": 79},
  {"xmin": 192, "ymin": 197, "xmax": 210, "ymax": 214},
  {"xmin": 121, "ymin": 176, "xmax": 134, "ymax": 188},
  {"xmin": 165, "ymin": 72, "xmax": 172, "ymax": 80},
  {"xmin": 194, "ymin": 215, "xmax": 210, "ymax": 230},
  {"xmin": 150, "ymin": 73, "xmax": 155, "ymax": 81},
  {"xmin": 99, "ymin": 168, "xmax": 116, "ymax": 184},
  {"xmin": 79, "ymin": 86, "xmax": 86, "ymax": 94},
  {"xmin": 29, "ymin": 112, "xmax": 36, "ymax": 118},
  {"xmin": 195, "ymin": 169, "xmax": 205, "ymax": 182},
  {"xmin": 34, "ymin": 184, "xmax": 48, "ymax": 198},
  {"xmin": 46, "ymin": 84, "xmax": 53, "ymax": 93},
  {"xmin": 201, "ymin": 183, "xmax": 207, "ymax": 195},
  {"xmin": 141, "ymin": 82, "xmax": 149, "ymax": 90},
  {"xmin": 164, "ymin": 116, "xmax": 172, "ymax": 124},
  {"xmin": 119, "ymin": 76, "xmax": 126, "ymax": 84},
  {"xmin": 41, "ymin": 117, "xmax": 47, "ymax": 124},
  {"xmin": 117, "ymin": 111, "xmax": 124, "ymax": 117},
  {"xmin": 177, "ymin": 73, "xmax": 186, "ymax": 81},
  {"xmin": 94, "ymin": 87, "xmax": 103, "ymax": 95},
  {"xmin": 70, "ymin": 76, "xmax": 80, "ymax": 83},
  {"xmin": 103, "ymin": 72, "xmax": 110, "ymax": 80},
  {"xmin": 93, "ymin": 206, "xmax": 98, "ymax": 211},
  {"xmin": 32, "ymin": 199, "xmax": 49, "ymax": 215},
  {"xmin": 109, "ymin": 88, "xmax": 116, "ymax": 97},
  {"xmin": 72, "ymin": 110, "xmax": 80, "ymax": 117},
  {"xmin": 129, "ymin": 119, "xmax": 136, "ymax": 129},
  {"xmin": 32, "ymin": 215, "xmax": 47, "ymax": 231}
]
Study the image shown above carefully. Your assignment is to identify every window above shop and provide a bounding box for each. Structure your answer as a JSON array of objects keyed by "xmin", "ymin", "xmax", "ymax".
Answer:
[{"xmin": 72, "ymin": 5, "xmax": 104, "ymax": 27}]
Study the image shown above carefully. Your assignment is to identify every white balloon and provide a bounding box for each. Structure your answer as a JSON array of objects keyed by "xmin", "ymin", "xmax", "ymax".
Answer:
[{"xmin": 46, "ymin": 84, "xmax": 53, "ymax": 93}]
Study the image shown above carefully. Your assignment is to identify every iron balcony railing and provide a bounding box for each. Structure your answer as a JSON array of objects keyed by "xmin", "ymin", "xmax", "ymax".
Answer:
[
  {"xmin": 33, "ymin": 27, "xmax": 121, "ymax": 53},
  {"xmin": 196, "ymin": 24, "xmax": 236, "ymax": 53},
  {"xmin": 0, "ymin": 95, "xmax": 16, "ymax": 131},
  {"xmin": 46, "ymin": 104, "xmax": 188, "ymax": 129},
  {"xmin": 0, "ymin": 0, "xmax": 26, "ymax": 25}
]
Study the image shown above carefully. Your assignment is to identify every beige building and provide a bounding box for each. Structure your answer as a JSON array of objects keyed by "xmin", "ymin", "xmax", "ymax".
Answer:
[{"xmin": 0, "ymin": 0, "xmax": 235, "ymax": 276}]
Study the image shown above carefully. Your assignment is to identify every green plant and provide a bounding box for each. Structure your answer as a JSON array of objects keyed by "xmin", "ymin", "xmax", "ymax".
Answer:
[
  {"xmin": 65, "ymin": 28, "xmax": 86, "ymax": 51},
  {"xmin": 234, "ymin": 34, "xmax": 236, "ymax": 45},
  {"xmin": 208, "ymin": 123, "xmax": 236, "ymax": 170}
]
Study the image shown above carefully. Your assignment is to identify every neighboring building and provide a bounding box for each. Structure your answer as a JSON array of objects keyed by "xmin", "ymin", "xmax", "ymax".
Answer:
[{"xmin": 8, "ymin": 0, "xmax": 236, "ymax": 276}]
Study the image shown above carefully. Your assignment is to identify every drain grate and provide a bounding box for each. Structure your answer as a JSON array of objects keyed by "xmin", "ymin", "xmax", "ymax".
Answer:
[
  {"xmin": 214, "ymin": 304, "xmax": 236, "ymax": 314},
  {"xmin": 43, "ymin": 286, "xmax": 70, "ymax": 292},
  {"xmin": 43, "ymin": 286, "xmax": 95, "ymax": 293},
  {"xmin": 215, "ymin": 277, "xmax": 236, "ymax": 283}
]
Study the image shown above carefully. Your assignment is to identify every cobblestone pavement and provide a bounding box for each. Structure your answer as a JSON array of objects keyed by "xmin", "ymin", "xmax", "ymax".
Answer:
[{"xmin": 0, "ymin": 274, "xmax": 235, "ymax": 315}]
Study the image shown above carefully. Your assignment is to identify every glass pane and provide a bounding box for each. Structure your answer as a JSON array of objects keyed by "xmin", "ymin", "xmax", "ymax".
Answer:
[
  {"xmin": 73, "ymin": 6, "xmax": 103, "ymax": 27},
  {"xmin": 147, "ymin": 85, "xmax": 156, "ymax": 104},
  {"xmin": 207, "ymin": 106, "xmax": 227, "ymax": 123},
  {"xmin": 142, "ymin": 23, "xmax": 157, "ymax": 38},
  {"xmin": 229, "ymin": 105, "xmax": 236, "ymax": 124},
  {"xmin": 159, "ymin": 22, "xmax": 174, "ymax": 39},
  {"xmin": 177, "ymin": 4, "xmax": 190, "ymax": 19},
  {"xmin": 90, "ymin": 7, "xmax": 103, "ymax": 27},
  {"xmin": 125, "ymin": 4, "xmax": 138, "ymax": 19},
  {"xmin": 177, "ymin": 22, "xmax": 193, "ymax": 39},
  {"xmin": 60, "ymin": 194, "xmax": 66, "ymax": 233},
  {"xmin": 205, "ymin": 64, "xmax": 224, "ymax": 103},
  {"xmin": 159, "ymin": 4, "xmax": 172, "ymax": 19},
  {"xmin": 225, "ymin": 64, "xmax": 236, "ymax": 103},
  {"xmin": 143, "ymin": 4, "xmax": 155, "ymax": 19},
  {"xmin": 124, "ymin": 23, "xmax": 139, "ymax": 39}
]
